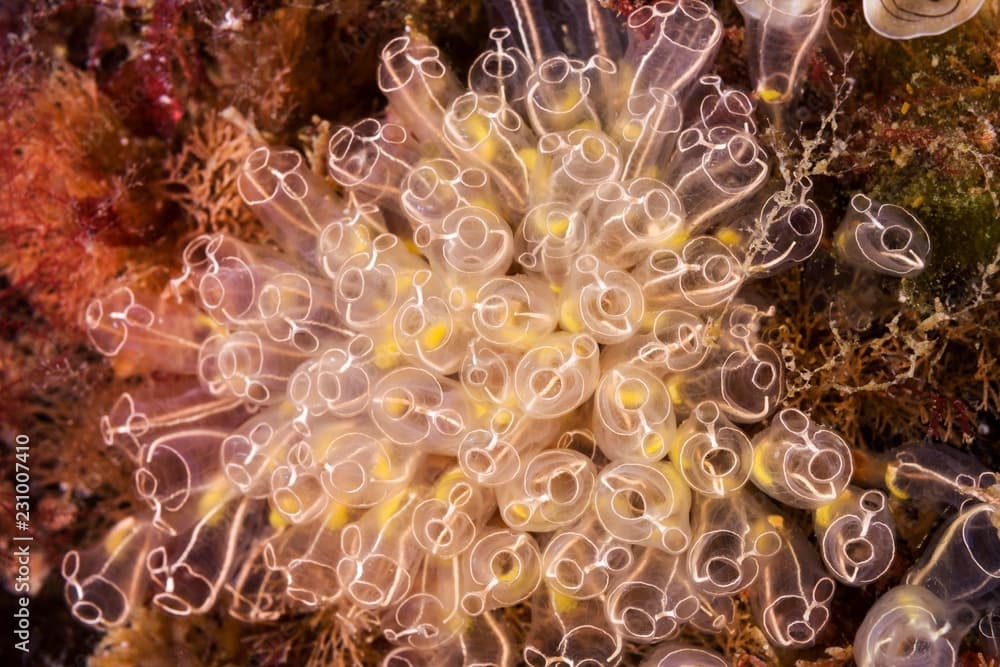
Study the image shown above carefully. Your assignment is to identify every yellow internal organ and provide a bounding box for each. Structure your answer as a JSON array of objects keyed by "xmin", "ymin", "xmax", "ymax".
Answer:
[
  {"xmin": 103, "ymin": 518, "xmax": 137, "ymax": 554},
  {"xmin": 421, "ymin": 321, "xmax": 449, "ymax": 349},
  {"xmin": 268, "ymin": 508, "xmax": 289, "ymax": 530},
  {"xmin": 373, "ymin": 338, "xmax": 401, "ymax": 370},
  {"xmin": 643, "ymin": 432, "xmax": 665, "ymax": 457},
  {"xmin": 617, "ymin": 381, "xmax": 649, "ymax": 410},
  {"xmin": 325, "ymin": 502, "xmax": 350, "ymax": 530},
  {"xmin": 546, "ymin": 213, "xmax": 570, "ymax": 238},
  {"xmin": 197, "ymin": 475, "xmax": 235, "ymax": 525}
]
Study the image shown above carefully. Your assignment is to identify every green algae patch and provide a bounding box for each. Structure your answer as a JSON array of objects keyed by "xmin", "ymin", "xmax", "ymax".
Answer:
[
  {"xmin": 852, "ymin": 6, "xmax": 1000, "ymax": 305},
  {"xmin": 868, "ymin": 165, "xmax": 1000, "ymax": 304}
]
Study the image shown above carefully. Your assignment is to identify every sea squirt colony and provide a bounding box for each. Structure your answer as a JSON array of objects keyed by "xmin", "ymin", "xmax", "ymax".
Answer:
[{"xmin": 64, "ymin": 1, "xmax": 1000, "ymax": 665}]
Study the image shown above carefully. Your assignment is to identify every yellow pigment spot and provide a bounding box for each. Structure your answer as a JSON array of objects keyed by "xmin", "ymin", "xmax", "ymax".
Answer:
[
  {"xmin": 643, "ymin": 432, "xmax": 665, "ymax": 457},
  {"xmin": 766, "ymin": 514, "xmax": 785, "ymax": 530},
  {"xmin": 901, "ymin": 102, "xmax": 911, "ymax": 115},
  {"xmin": 552, "ymin": 590, "xmax": 578, "ymax": 613},
  {"xmin": 382, "ymin": 393, "xmax": 411, "ymax": 418},
  {"xmin": 559, "ymin": 300, "xmax": 582, "ymax": 332},
  {"xmin": 373, "ymin": 340, "xmax": 401, "ymax": 369},
  {"xmin": 447, "ymin": 610, "xmax": 472, "ymax": 634},
  {"xmin": 325, "ymin": 502, "xmax": 350, "ymax": 530},
  {"xmin": 518, "ymin": 147, "xmax": 538, "ymax": 172},
  {"xmin": 434, "ymin": 468, "xmax": 466, "ymax": 501},
  {"xmin": 471, "ymin": 197, "xmax": 495, "ymax": 211},
  {"xmin": 276, "ymin": 490, "xmax": 300, "ymax": 515},
  {"xmin": 494, "ymin": 557, "xmax": 521, "ymax": 582},
  {"xmin": 666, "ymin": 376, "xmax": 684, "ymax": 406},
  {"xmin": 376, "ymin": 490, "xmax": 409, "ymax": 527},
  {"xmin": 885, "ymin": 465, "xmax": 909, "ymax": 500},
  {"xmin": 814, "ymin": 503, "xmax": 832, "ymax": 529},
  {"xmin": 507, "ymin": 503, "xmax": 530, "ymax": 522},
  {"xmin": 758, "ymin": 87, "xmax": 784, "ymax": 103},
  {"xmin": 421, "ymin": 321, "xmax": 449, "ymax": 349},
  {"xmin": 559, "ymin": 88, "xmax": 581, "ymax": 112},
  {"xmin": 704, "ymin": 319, "xmax": 722, "ymax": 342},
  {"xmin": 622, "ymin": 121, "xmax": 642, "ymax": 142},
  {"xmin": 662, "ymin": 228, "xmax": 689, "ymax": 249},
  {"xmin": 276, "ymin": 400, "xmax": 297, "ymax": 420},
  {"xmin": 752, "ymin": 446, "xmax": 774, "ymax": 487},
  {"xmin": 547, "ymin": 213, "xmax": 571, "ymax": 237},
  {"xmin": 617, "ymin": 380, "xmax": 649, "ymax": 410},
  {"xmin": 395, "ymin": 273, "xmax": 414, "ymax": 293},
  {"xmin": 197, "ymin": 313, "xmax": 225, "ymax": 335},
  {"xmin": 466, "ymin": 113, "xmax": 491, "ymax": 143},
  {"xmin": 197, "ymin": 476, "xmax": 233, "ymax": 523},
  {"xmin": 269, "ymin": 508, "xmax": 289, "ymax": 530},
  {"xmin": 493, "ymin": 410, "xmax": 513, "ymax": 429},
  {"xmin": 103, "ymin": 518, "xmax": 136, "ymax": 554},
  {"xmin": 476, "ymin": 137, "xmax": 498, "ymax": 162},
  {"xmin": 716, "ymin": 227, "xmax": 743, "ymax": 248},
  {"xmin": 351, "ymin": 233, "xmax": 369, "ymax": 255},
  {"xmin": 372, "ymin": 454, "xmax": 391, "ymax": 481}
]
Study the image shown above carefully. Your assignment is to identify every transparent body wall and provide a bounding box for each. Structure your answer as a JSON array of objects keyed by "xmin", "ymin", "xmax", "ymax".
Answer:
[{"xmin": 66, "ymin": 1, "xmax": 1000, "ymax": 666}]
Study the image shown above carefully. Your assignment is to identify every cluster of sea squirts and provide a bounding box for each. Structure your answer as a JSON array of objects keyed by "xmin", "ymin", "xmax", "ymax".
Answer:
[{"xmin": 63, "ymin": 2, "xmax": 1000, "ymax": 666}]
